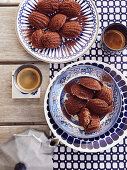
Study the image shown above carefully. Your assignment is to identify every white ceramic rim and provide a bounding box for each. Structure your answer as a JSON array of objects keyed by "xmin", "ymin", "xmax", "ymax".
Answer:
[
  {"xmin": 44, "ymin": 60, "xmax": 127, "ymax": 152},
  {"xmin": 16, "ymin": 0, "xmax": 99, "ymax": 63}
]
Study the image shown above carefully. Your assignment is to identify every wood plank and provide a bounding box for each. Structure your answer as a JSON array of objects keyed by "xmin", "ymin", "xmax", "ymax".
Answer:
[
  {"xmin": 0, "ymin": 7, "xmax": 38, "ymax": 62},
  {"xmin": 0, "ymin": 63, "xmax": 50, "ymax": 124},
  {"xmin": 0, "ymin": 0, "xmax": 21, "ymax": 6},
  {"xmin": 0, "ymin": 125, "xmax": 50, "ymax": 144}
]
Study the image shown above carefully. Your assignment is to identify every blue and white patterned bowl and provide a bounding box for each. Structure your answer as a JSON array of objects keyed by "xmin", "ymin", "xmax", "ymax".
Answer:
[
  {"xmin": 16, "ymin": 0, "xmax": 99, "ymax": 63},
  {"xmin": 44, "ymin": 60, "xmax": 127, "ymax": 152}
]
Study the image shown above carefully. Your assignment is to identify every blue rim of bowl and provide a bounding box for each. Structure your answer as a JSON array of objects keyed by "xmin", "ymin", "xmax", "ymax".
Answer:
[
  {"xmin": 16, "ymin": 0, "xmax": 99, "ymax": 63},
  {"xmin": 44, "ymin": 60, "xmax": 127, "ymax": 152}
]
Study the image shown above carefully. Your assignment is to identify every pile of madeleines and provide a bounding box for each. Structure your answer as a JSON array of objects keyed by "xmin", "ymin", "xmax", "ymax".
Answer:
[
  {"xmin": 64, "ymin": 77, "xmax": 113, "ymax": 133},
  {"xmin": 28, "ymin": 0, "xmax": 82, "ymax": 49}
]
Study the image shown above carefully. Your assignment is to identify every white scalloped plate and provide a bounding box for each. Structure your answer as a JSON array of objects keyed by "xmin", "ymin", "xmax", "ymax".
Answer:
[
  {"xmin": 16, "ymin": 0, "xmax": 99, "ymax": 63},
  {"xmin": 44, "ymin": 60, "xmax": 127, "ymax": 152}
]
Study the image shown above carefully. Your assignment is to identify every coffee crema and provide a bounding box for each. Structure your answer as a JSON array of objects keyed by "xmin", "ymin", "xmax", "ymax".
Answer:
[
  {"xmin": 17, "ymin": 68, "xmax": 41, "ymax": 92},
  {"xmin": 104, "ymin": 30, "xmax": 125, "ymax": 50}
]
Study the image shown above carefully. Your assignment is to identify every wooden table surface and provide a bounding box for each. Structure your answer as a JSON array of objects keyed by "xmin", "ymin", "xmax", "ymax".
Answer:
[{"xmin": 0, "ymin": 0, "xmax": 50, "ymax": 143}]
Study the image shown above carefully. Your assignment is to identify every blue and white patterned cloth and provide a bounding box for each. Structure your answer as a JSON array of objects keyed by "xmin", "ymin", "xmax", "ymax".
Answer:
[{"xmin": 51, "ymin": 0, "xmax": 127, "ymax": 169}]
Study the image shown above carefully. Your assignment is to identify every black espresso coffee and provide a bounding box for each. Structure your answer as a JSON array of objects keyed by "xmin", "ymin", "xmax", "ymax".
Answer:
[
  {"xmin": 17, "ymin": 67, "xmax": 41, "ymax": 92},
  {"xmin": 104, "ymin": 30, "xmax": 125, "ymax": 50}
]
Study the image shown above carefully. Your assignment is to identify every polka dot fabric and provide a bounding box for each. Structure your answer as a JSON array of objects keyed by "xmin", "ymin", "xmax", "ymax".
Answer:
[{"xmin": 50, "ymin": 0, "xmax": 127, "ymax": 169}]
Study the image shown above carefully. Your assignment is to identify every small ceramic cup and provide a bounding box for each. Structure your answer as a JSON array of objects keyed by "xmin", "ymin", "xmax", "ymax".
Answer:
[
  {"xmin": 13, "ymin": 64, "xmax": 42, "ymax": 95},
  {"xmin": 101, "ymin": 23, "xmax": 127, "ymax": 54}
]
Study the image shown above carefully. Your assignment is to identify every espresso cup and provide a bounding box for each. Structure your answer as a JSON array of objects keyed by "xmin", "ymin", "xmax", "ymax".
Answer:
[
  {"xmin": 101, "ymin": 23, "xmax": 127, "ymax": 54},
  {"xmin": 13, "ymin": 65, "xmax": 42, "ymax": 94}
]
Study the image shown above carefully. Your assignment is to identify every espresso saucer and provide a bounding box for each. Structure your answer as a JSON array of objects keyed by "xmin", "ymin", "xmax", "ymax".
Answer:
[{"xmin": 12, "ymin": 71, "xmax": 40, "ymax": 99}]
